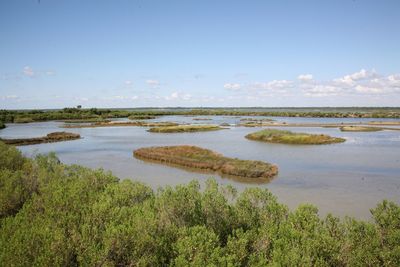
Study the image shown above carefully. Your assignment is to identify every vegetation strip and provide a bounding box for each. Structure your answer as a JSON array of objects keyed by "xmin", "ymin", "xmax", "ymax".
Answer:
[
  {"xmin": 2, "ymin": 107, "xmax": 400, "ymax": 124},
  {"xmin": 0, "ymin": 142, "xmax": 398, "ymax": 266},
  {"xmin": 192, "ymin": 117, "xmax": 212, "ymax": 121},
  {"xmin": 61, "ymin": 118, "xmax": 110, "ymax": 123},
  {"xmin": 62, "ymin": 121, "xmax": 179, "ymax": 128},
  {"xmin": 148, "ymin": 125, "xmax": 224, "ymax": 133},
  {"xmin": 0, "ymin": 132, "xmax": 80, "ymax": 146},
  {"xmin": 134, "ymin": 145, "xmax": 278, "ymax": 180},
  {"xmin": 246, "ymin": 129, "xmax": 345, "ymax": 144},
  {"xmin": 340, "ymin": 126, "xmax": 383, "ymax": 132},
  {"xmin": 128, "ymin": 115, "xmax": 157, "ymax": 120}
]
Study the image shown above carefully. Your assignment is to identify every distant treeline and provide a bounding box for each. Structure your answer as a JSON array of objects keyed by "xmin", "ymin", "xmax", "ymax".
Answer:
[
  {"xmin": 0, "ymin": 141, "xmax": 399, "ymax": 266},
  {"xmin": 1, "ymin": 107, "xmax": 400, "ymax": 126}
]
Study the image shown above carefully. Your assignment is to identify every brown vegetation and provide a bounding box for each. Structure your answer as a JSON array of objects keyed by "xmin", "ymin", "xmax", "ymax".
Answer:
[
  {"xmin": 0, "ymin": 132, "xmax": 81, "ymax": 146},
  {"xmin": 134, "ymin": 145, "xmax": 278, "ymax": 181}
]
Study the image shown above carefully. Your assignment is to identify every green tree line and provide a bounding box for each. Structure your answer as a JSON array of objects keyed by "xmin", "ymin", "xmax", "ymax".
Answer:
[
  {"xmin": 0, "ymin": 142, "xmax": 399, "ymax": 266},
  {"xmin": 1, "ymin": 107, "xmax": 400, "ymax": 126}
]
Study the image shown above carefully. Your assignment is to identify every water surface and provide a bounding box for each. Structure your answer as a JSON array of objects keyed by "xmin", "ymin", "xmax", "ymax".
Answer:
[{"xmin": 1, "ymin": 116, "xmax": 399, "ymax": 220}]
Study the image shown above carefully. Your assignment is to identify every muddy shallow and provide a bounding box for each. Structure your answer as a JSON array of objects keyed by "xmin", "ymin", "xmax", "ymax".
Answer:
[{"xmin": 1, "ymin": 115, "xmax": 399, "ymax": 220}]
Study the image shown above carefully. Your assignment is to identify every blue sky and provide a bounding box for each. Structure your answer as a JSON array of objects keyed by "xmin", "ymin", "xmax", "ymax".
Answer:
[{"xmin": 1, "ymin": 0, "xmax": 399, "ymax": 108}]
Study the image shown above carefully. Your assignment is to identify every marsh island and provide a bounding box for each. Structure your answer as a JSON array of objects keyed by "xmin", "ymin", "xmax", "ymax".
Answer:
[
  {"xmin": 134, "ymin": 145, "xmax": 278, "ymax": 181},
  {"xmin": 245, "ymin": 129, "xmax": 345, "ymax": 145},
  {"xmin": 0, "ymin": 132, "xmax": 81, "ymax": 146}
]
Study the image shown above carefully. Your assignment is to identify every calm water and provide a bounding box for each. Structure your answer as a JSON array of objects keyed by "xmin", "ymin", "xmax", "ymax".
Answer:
[{"xmin": 1, "ymin": 116, "xmax": 399, "ymax": 220}]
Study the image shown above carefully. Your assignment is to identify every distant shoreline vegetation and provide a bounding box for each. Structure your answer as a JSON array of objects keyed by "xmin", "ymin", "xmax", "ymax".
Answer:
[
  {"xmin": 0, "ymin": 141, "xmax": 399, "ymax": 266},
  {"xmin": 1, "ymin": 107, "xmax": 400, "ymax": 125}
]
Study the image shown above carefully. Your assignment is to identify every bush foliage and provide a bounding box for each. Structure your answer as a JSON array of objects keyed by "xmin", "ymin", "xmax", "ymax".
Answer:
[{"xmin": 0, "ymin": 142, "xmax": 399, "ymax": 266}]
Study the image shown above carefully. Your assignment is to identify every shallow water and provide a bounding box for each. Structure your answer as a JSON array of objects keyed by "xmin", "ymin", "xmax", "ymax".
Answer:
[{"xmin": 1, "ymin": 116, "xmax": 399, "ymax": 220}]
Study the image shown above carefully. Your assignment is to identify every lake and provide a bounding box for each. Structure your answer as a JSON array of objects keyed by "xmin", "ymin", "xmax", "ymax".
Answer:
[{"xmin": 1, "ymin": 115, "xmax": 399, "ymax": 220}]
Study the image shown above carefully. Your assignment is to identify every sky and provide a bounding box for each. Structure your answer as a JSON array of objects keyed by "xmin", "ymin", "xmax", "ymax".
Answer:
[{"xmin": 0, "ymin": 0, "xmax": 399, "ymax": 109}]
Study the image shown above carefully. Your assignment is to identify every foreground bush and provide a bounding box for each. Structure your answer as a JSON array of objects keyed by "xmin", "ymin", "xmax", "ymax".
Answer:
[{"xmin": 0, "ymin": 142, "xmax": 399, "ymax": 266}]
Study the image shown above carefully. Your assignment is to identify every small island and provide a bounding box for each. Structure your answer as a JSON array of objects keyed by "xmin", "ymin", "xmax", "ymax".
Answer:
[
  {"xmin": 339, "ymin": 126, "xmax": 383, "ymax": 132},
  {"xmin": 0, "ymin": 132, "xmax": 81, "ymax": 146},
  {"xmin": 148, "ymin": 124, "xmax": 224, "ymax": 133},
  {"xmin": 245, "ymin": 129, "xmax": 345, "ymax": 145},
  {"xmin": 133, "ymin": 145, "xmax": 278, "ymax": 181}
]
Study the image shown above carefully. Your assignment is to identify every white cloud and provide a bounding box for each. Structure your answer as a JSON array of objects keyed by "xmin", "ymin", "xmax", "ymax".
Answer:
[
  {"xmin": 222, "ymin": 69, "xmax": 399, "ymax": 99},
  {"xmin": 251, "ymin": 80, "xmax": 294, "ymax": 92},
  {"xmin": 165, "ymin": 92, "xmax": 192, "ymax": 101},
  {"xmin": 355, "ymin": 85, "xmax": 382, "ymax": 94},
  {"xmin": 304, "ymin": 85, "xmax": 341, "ymax": 97},
  {"xmin": 23, "ymin": 66, "xmax": 34, "ymax": 77},
  {"xmin": 223, "ymin": 83, "xmax": 241, "ymax": 90},
  {"xmin": 335, "ymin": 69, "xmax": 378, "ymax": 86},
  {"xmin": 298, "ymin": 74, "xmax": 313, "ymax": 82},
  {"xmin": 124, "ymin": 80, "xmax": 133, "ymax": 85}
]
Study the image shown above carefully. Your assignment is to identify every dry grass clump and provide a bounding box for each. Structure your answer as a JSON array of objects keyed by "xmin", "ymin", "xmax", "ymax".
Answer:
[
  {"xmin": 148, "ymin": 125, "xmax": 223, "ymax": 133},
  {"xmin": 1, "ymin": 132, "xmax": 80, "ymax": 146},
  {"xmin": 133, "ymin": 145, "xmax": 278, "ymax": 180},
  {"xmin": 340, "ymin": 126, "xmax": 383, "ymax": 132},
  {"xmin": 246, "ymin": 129, "xmax": 345, "ymax": 145}
]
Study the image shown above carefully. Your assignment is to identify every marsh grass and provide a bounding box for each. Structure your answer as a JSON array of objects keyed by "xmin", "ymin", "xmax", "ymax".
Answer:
[
  {"xmin": 246, "ymin": 129, "xmax": 345, "ymax": 145},
  {"xmin": 340, "ymin": 126, "xmax": 383, "ymax": 132},
  {"xmin": 148, "ymin": 124, "xmax": 224, "ymax": 133},
  {"xmin": 0, "ymin": 132, "xmax": 80, "ymax": 146},
  {"xmin": 134, "ymin": 145, "xmax": 278, "ymax": 181}
]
